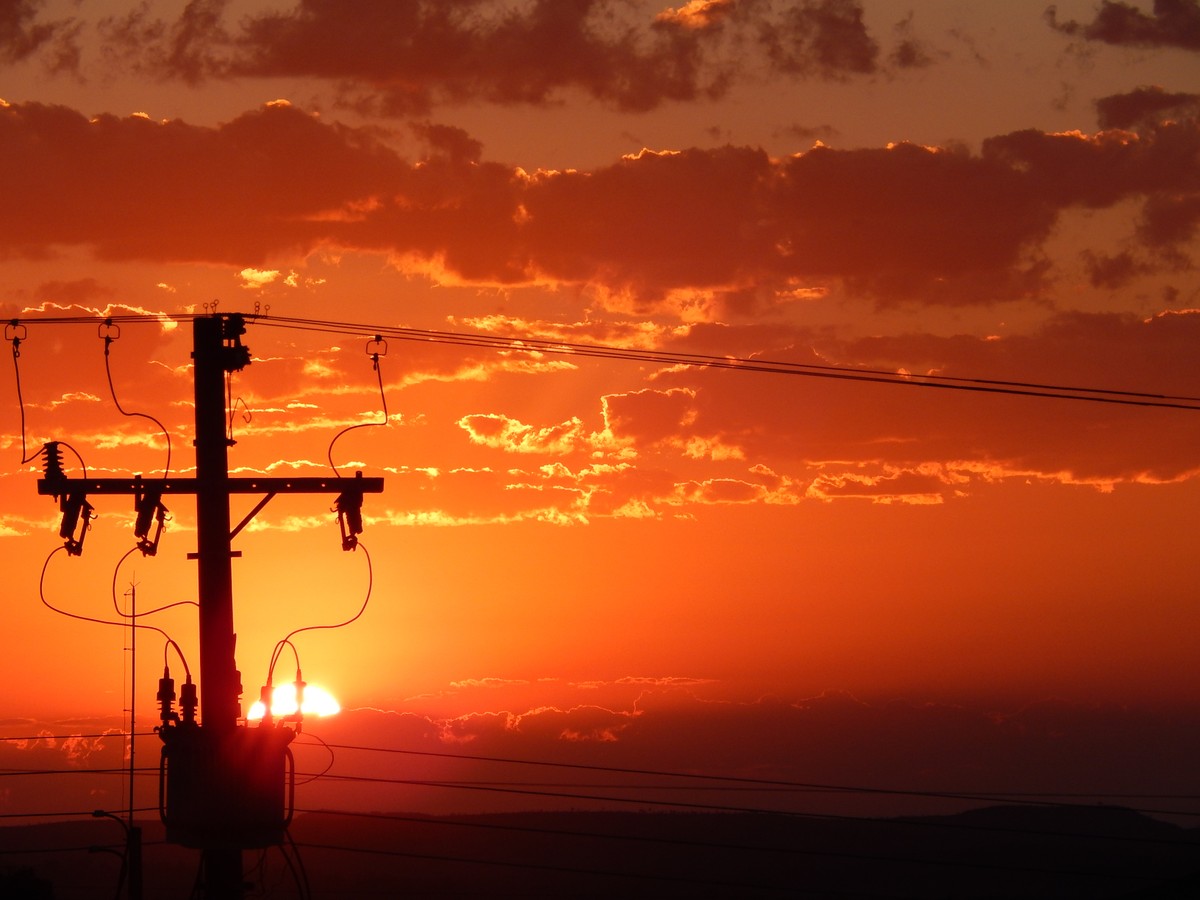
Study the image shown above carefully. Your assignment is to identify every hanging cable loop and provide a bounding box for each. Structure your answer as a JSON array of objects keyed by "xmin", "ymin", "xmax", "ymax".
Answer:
[
  {"xmin": 101, "ymin": 318, "xmax": 173, "ymax": 484},
  {"xmin": 326, "ymin": 339, "xmax": 390, "ymax": 479},
  {"xmin": 8, "ymin": 320, "xmax": 45, "ymax": 466}
]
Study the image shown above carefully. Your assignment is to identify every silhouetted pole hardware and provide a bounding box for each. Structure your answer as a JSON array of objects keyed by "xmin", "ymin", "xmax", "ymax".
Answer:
[
  {"xmin": 91, "ymin": 809, "xmax": 142, "ymax": 900},
  {"xmin": 36, "ymin": 314, "xmax": 383, "ymax": 899}
]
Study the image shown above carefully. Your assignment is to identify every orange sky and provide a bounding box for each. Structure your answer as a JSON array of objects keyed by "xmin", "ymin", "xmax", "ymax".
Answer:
[{"xmin": 1, "ymin": 0, "xmax": 1199, "ymax": 819}]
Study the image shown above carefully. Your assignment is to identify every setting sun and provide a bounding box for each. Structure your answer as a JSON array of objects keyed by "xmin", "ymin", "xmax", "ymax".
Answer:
[{"xmin": 246, "ymin": 683, "xmax": 341, "ymax": 721}]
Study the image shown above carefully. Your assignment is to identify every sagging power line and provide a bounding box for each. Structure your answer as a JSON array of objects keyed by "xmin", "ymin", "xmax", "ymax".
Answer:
[{"xmin": 9, "ymin": 311, "xmax": 1200, "ymax": 411}]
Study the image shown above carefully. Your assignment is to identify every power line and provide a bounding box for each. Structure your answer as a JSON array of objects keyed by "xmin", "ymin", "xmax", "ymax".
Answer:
[
  {"xmin": 249, "ymin": 314, "xmax": 1200, "ymax": 410},
  {"xmin": 299, "ymin": 739, "xmax": 1200, "ymax": 819},
  {"xmin": 0, "ymin": 806, "xmax": 158, "ymax": 821},
  {"xmin": 8, "ymin": 311, "xmax": 1200, "ymax": 411}
]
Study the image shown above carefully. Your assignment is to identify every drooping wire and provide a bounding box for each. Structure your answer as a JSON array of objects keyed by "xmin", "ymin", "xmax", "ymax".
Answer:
[
  {"xmin": 327, "ymin": 337, "xmax": 390, "ymax": 477},
  {"xmin": 39, "ymin": 545, "xmax": 191, "ymax": 681},
  {"xmin": 278, "ymin": 541, "xmax": 373, "ymax": 644},
  {"xmin": 311, "ymin": 739, "xmax": 1200, "ymax": 822},
  {"xmin": 241, "ymin": 848, "xmax": 271, "ymax": 897},
  {"xmin": 100, "ymin": 320, "xmax": 172, "ymax": 480},
  {"xmin": 280, "ymin": 829, "xmax": 313, "ymax": 900},
  {"xmin": 281, "ymin": 837, "xmax": 902, "ymax": 896},
  {"xmin": 292, "ymin": 733, "xmax": 336, "ymax": 786},
  {"xmin": 110, "ymin": 546, "xmax": 197, "ymax": 619},
  {"xmin": 8, "ymin": 322, "xmax": 88, "ymax": 475},
  {"xmin": 287, "ymin": 805, "xmax": 1193, "ymax": 888},
  {"xmin": 8, "ymin": 321, "xmax": 40, "ymax": 465},
  {"xmin": 265, "ymin": 639, "xmax": 301, "ymax": 693},
  {"xmin": 261, "ymin": 543, "xmax": 374, "ymax": 697}
]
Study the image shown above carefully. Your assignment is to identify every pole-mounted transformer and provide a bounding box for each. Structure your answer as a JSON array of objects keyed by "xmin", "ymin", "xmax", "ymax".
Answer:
[{"xmin": 158, "ymin": 722, "xmax": 296, "ymax": 849}]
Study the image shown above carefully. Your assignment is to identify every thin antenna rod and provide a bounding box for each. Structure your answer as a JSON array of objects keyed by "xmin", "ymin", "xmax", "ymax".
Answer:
[{"xmin": 127, "ymin": 582, "xmax": 136, "ymax": 829}]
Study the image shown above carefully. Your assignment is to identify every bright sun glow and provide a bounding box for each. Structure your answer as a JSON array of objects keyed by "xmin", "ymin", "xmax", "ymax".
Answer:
[{"xmin": 247, "ymin": 683, "xmax": 341, "ymax": 720}]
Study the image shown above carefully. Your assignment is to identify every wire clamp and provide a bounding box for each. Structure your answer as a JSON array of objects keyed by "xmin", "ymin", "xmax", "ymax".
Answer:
[
  {"xmin": 99, "ymin": 318, "xmax": 120, "ymax": 349},
  {"xmin": 6, "ymin": 319, "xmax": 26, "ymax": 356},
  {"xmin": 366, "ymin": 335, "xmax": 387, "ymax": 368}
]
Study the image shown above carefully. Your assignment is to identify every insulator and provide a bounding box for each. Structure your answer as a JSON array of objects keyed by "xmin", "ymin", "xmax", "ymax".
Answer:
[
  {"xmin": 179, "ymin": 681, "xmax": 197, "ymax": 725},
  {"xmin": 134, "ymin": 489, "xmax": 161, "ymax": 539},
  {"xmin": 293, "ymin": 673, "xmax": 306, "ymax": 714},
  {"xmin": 60, "ymin": 494, "xmax": 94, "ymax": 557},
  {"xmin": 258, "ymin": 684, "xmax": 274, "ymax": 725},
  {"xmin": 158, "ymin": 669, "xmax": 178, "ymax": 724},
  {"xmin": 42, "ymin": 442, "xmax": 65, "ymax": 482},
  {"xmin": 134, "ymin": 489, "xmax": 168, "ymax": 556},
  {"xmin": 335, "ymin": 489, "xmax": 364, "ymax": 551}
]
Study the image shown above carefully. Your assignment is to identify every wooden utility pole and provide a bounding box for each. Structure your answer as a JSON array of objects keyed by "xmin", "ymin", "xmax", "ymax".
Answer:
[
  {"xmin": 38, "ymin": 314, "xmax": 383, "ymax": 899},
  {"xmin": 192, "ymin": 314, "xmax": 244, "ymax": 897}
]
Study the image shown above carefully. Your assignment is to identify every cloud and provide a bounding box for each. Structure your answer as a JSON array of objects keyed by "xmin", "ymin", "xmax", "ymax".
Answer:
[
  {"xmin": 889, "ymin": 11, "xmax": 936, "ymax": 69},
  {"xmin": 1095, "ymin": 86, "xmax": 1200, "ymax": 130},
  {"xmin": 0, "ymin": 0, "xmax": 81, "ymax": 70},
  {"xmin": 645, "ymin": 310, "xmax": 1200, "ymax": 487},
  {"xmin": 601, "ymin": 387, "xmax": 697, "ymax": 447},
  {"xmin": 655, "ymin": 0, "xmax": 737, "ymax": 32},
  {"xmin": 3, "ymin": 98, "xmax": 1194, "ymax": 301},
  {"xmin": 1081, "ymin": 250, "xmax": 1148, "ymax": 288},
  {"xmin": 31, "ymin": 278, "xmax": 114, "ymax": 305},
  {"xmin": 1047, "ymin": 0, "xmax": 1200, "ymax": 50},
  {"xmin": 128, "ymin": 0, "xmax": 735, "ymax": 113},
  {"xmin": 81, "ymin": 0, "xmax": 925, "ymax": 114},
  {"xmin": 0, "ymin": 100, "xmax": 405, "ymax": 264},
  {"xmin": 457, "ymin": 413, "xmax": 593, "ymax": 455},
  {"xmin": 98, "ymin": 0, "xmax": 231, "ymax": 84},
  {"xmin": 762, "ymin": 0, "xmax": 880, "ymax": 77}
]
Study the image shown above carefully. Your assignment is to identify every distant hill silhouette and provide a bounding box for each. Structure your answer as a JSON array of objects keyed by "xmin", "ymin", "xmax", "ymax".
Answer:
[{"xmin": 2, "ymin": 805, "xmax": 1196, "ymax": 897}]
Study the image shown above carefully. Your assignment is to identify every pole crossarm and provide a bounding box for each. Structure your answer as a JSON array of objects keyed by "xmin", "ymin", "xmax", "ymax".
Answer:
[{"xmin": 37, "ymin": 474, "xmax": 384, "ymax": 496}]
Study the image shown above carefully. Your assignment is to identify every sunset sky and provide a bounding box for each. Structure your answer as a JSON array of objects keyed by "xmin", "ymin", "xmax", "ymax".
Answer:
[{"xmin": 2, "ymin": 0, "xmax": 1199, "ymax": 821}]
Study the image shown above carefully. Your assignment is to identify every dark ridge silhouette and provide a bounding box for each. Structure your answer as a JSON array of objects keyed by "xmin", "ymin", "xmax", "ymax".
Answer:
[{"xmin": 2, "ymin": 805, "xmax": 1196, "ymax": 898}]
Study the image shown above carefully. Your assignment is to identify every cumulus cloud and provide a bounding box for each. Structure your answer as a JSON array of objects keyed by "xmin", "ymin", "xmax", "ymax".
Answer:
[
  {"xmin": 2, "ymin": 97, "xmax": 1194, "ymax": 303},
  {"xmin": 1095, "ymin": 86, "xmax": 1200, "ymax": 130},
  {"xmin": 0, "ymin": 101, "xmax": 403, "ymax": 264},
  {"xmin": 457, "ymin": 413, "xmax": 593, "ymax": 455}
]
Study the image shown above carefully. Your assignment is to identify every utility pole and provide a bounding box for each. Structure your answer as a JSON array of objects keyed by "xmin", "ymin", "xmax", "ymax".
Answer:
[
  {"xmin": 38, "ymin": 314, "xmax": 383, "ymax": 899},
  {"xmin": 192, "ymin": 314, "xmax": 244, "ymax": 898}
]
